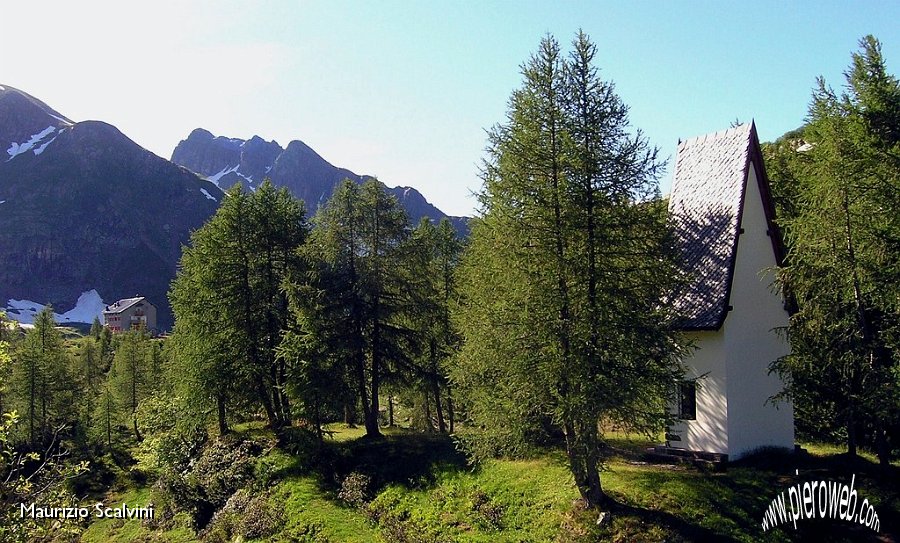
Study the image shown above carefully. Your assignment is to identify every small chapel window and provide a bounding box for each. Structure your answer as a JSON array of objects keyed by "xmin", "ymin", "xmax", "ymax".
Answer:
[{"xmin": 678, "ymin": 380, "xmax": 697, "ymax": 420}]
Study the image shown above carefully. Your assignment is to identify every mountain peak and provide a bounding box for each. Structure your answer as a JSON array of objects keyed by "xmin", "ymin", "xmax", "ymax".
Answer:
[
  {"xmin": 0, "ymin": 84, "xmax": 73, "ymax": 126},
  {"xmin": 1, "ymin": 84, "xmax": 74, "ymax": 163},
  {"xmin": 171, "ymin": 128, "xmax": 468, "ymax": 234},
  {"xmin": 187, "ymin": 127, "xmax": 215, "ymax": 141}
]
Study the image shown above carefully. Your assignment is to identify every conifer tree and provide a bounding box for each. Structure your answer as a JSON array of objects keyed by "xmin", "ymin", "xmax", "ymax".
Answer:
[
  {"xmin": 454, "ymin": 32, "xmax": 683, "ymax": 508},
  {"xmin": 170, "ymin": 180, "xmax": 308, "ymax": 432},
  {"xmin": 284, "ymin": 179, "xmax": 419, "ymax": 438},
  {"xmin": 89, "ymin": 317, "xmax": 102, "ymax": 341},
  {"xmin": 109, "ymin": 331, "xmax": 151, "ymax": 440},
  {"xmin": 74, "ymin": 337, "xmax": 102, "ymax": 432},
  {"xmin": 11, "ymin": 307, "xmax": 73, "ymax": 447},
  {"xmin": 410, "ymin": 218, "xmax": 461, "ymax": 432},
  {"xmin": 773, "ymin": 36, "xmax": 900, "ymax": 464},
  {"xmin": 0, "ymin": 312, "xmax": 12, "ymax": 417}
]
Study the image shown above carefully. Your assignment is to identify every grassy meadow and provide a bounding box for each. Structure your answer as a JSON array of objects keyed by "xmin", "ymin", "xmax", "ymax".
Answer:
[{"xmin": 76, "ymin": 424, "xmax": 899, "ymax": 543}]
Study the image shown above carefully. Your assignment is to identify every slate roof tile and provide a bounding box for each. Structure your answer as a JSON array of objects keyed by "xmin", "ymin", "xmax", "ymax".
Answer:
[{"xmin": 668, "ymin": 124, "xmax": 754, "ymax": 330}]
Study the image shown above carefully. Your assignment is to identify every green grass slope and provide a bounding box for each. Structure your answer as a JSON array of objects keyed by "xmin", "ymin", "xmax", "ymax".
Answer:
[{"xmin": 78, "ymin": 427, "xmax": 899, "ymax": 542}]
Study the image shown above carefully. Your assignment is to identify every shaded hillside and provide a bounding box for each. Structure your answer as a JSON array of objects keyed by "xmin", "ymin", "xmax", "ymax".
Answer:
[{"xmin": 0, "ymin": 84, "xmax": 222, "ymax": 329}]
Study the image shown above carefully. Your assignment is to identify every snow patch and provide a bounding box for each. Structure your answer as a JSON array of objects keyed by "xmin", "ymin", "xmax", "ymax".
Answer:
[
  {"xmin": 206, "ymin": 164, "xmax": 239, "ymax": 187},
  {"xmin": 61, "ymin": 290, "xmax": 107, "ymax": 323},
  {"xmin": 5, "ymin": 289, "xmax": 106, "ymax": 325},
  {"xmin": 235, "ymin": 170, "xmax": 254, "ymax": 185},
  {"xmin": 0, "ymin": 200, "xmax": 5, "ymax": 205},
  {"xmin": 0, "ymin": 85, "xmax": 5, "ymax": 91},
  {"xmin": 33, "ymin": 135, "xmax": 57, "ymax": 155},
  {"xmin": 49, "ymin": 113, "xmax": 73, "ymax": 126},
  {"xmin": 7, "ymin": 125, "xmax": 56, "ymax": 161},
  {"xmin": 200, "ymin": 188, "xmax": 217, "ymax": 201}
]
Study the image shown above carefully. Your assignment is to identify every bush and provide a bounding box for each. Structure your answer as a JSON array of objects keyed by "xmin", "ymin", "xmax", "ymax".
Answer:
[
  {"xmin": 202, "ymin": 488, "xmax": 284, "ymax": 541},
  {"xmin": 154, "ymin": 468, "xmax": 202, "ymax": 526},
  {"xmin": 282, "ymin": 520, "xmax": 332, "ymax": 542},
  {"xmin": 338, "ymin": 471, "xmax": 372, "ymax": 508},
  {"xmin": 133, "ymin": 396, "xmax": 208, "ymax": 474},
  {"xmin": 155, "ymin": 435, "xmax": 269, "ymax": 530},
  {"xmin": 190, "ymin": 437, "xmax": 260, "ymax": 505},
  {"xmin": 238, "ymin": 492, "xmax": 284, "ymax": 539},
  {"xmin": 469, "ymin": 487, "xmax": 503, "ymax": 530},
  {"xmin": 365, "ymin": 487, "xmax": 444, "ymax": 543}
]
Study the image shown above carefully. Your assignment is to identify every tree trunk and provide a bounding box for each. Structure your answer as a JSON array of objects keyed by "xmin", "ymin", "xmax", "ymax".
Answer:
[
  {"xmin": 364, "ymin": 398, "xmax": 380, "ymax": 437},
  {"xmin": 433, "ymin": 378, "xmax": 446, "ymax": 432},
  {"xmin": 355, "ymin": 356, "xmax": 371, "ymax": 432},
  {"xmin": 344, "ymin": 401, "xmax": 357, "ymax": 427},
  {"xmin": 283, "ymin": 393, "xmax": 293, "ymax": 426},
  {"xmin": 313, "ymin": 392, "xmax": 323, "ymax": 442},
  {"xmin": 423, "ymin": 390, "xmax": 434, "ymax": 432},
  {"xmin": 447, "ymin": 386, "xmax": 454, "ymax": 433},
  {"xmin": 132, "ymin": 412, "xmax": 142, "ymax": 442},
  {"xmin": 367, "ymin": 307, "xmax": 382, "ymax": 438},
  {"xmin": 315, "ymin": 412, "xmax": 323, "ymax": 443},
  {"xmin": 29, "ymin": 358, "xmax": 36, "ymax": 446},
  {"xmin": 41, "ymin": 386, "xmax": 47, "ymax": 445},
  {"xmin": 875, "ymin": 419, "xmax": 890, "ymax": 467},
  {"xmin": 388, "ymin": 395, "xmax": 394, "ymax": 427},
  {"xmin": 847, "ymin": 405, "xmax": 858, "ymax": 458},
  {"xmin": 106, "ymin": 393, "xmax": 112, "ymax": 447},
  {"xmin": 279, "ymin": 382, "xmax": 292, "ymax": 427},
  {"xmin": 564, "ymin": 421, "xmax": 606, "ymax": 508},
  {"xmin": 217, "ymin": 394, "xmax": 229, "ymax": 435},
  {"xmin": 271, "ymin": 377, "xmax": 284, "ymax": 425},
  {"xmin": 257, "ymin": 379, "xmax": 279, "ymax": 428}
]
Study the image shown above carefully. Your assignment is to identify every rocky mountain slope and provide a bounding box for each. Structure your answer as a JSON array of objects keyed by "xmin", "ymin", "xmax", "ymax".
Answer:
[
  {"xmin": 0, "ymin": 84, "xmax": 222, "ymax": 329},
  {"xmin": 172, "ymin": 128, "xmax": 468, "ymax": 232}
]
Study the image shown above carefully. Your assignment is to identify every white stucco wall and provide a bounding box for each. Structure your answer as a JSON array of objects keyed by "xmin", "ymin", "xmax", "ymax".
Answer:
[
  {"xmin": 671, "ymin": 330, "xmax": 729, "ymax": 455},
  {"xmin": 722, "ymin": 162, "xmax": 794, "ymax": 458}
]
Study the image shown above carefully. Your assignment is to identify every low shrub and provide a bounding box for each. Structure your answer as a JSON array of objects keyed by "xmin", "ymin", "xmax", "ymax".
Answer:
[{"xmin": 338, "ymin": 471, "xmax": 372, "ymax": 508}]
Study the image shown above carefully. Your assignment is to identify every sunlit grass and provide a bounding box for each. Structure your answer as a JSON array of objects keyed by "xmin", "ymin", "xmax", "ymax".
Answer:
[
  {"xmin": 272, "ymin": 476, "xmax": 381, "ymax": 542},
  {"xmin": 79, "ymin": 488, "xmax": 195, "ymax": 543},
  {"xmin": 75, "ymin": 426, "xmax": 899, "ymax": 542},
  {"xmin": 800, "ymin": 441, "xmax": 900, "ymax": 467}
]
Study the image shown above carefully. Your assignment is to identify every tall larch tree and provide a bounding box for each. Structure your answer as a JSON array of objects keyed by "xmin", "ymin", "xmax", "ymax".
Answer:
[
  {"xmin": 170, "ymin": 180, "xmax": 308, "ymax": 432},
  {"xmin": 410, "ymin": 217, "xmax": 461, "ymax": 432},
  {"xmin": 283, "ymin": 179, "xmax": 419, "ymax": 438},
  {"xmin": 454, "ymin": 32, "xmax": 683, "ymax": 508},
  {"xmin": 773, "ymin": 35, "xmax": 900, "ymax": 465},
  {"xmin": 12, "ymin": 308, "xmax": 73, "ymax": 447},
  {"xmin": 109, "ymin": 331, "xmax": 152, "ymax": 440}
]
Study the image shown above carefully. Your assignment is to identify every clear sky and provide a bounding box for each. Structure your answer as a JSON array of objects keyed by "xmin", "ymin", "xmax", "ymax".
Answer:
[{"xmin": 3, "ymin": 1, "xmax": 899, "ymax": 216}]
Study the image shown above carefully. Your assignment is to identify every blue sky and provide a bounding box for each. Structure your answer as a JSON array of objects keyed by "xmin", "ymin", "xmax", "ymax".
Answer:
[{"xmin": 3, "ymin": 1, "xmax": 899, "ymax": 216}]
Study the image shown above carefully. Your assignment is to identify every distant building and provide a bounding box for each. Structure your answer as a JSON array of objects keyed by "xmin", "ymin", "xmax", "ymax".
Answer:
[{"xmin": 103, "ymin": 297, "xmax": 157, "ymax": 333}]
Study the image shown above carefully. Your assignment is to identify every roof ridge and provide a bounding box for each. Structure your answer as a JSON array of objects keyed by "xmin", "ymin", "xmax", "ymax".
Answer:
[
  {"xmin": 678, "ymin": 123, "xmax": 752, "ymax": 151},
  {"xmin": 103, "ymin": 296, "xmax": 148, "ymax": 314}
]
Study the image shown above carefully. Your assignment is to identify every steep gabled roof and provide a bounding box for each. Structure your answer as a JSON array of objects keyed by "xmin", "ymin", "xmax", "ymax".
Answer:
[
  {"xmin": 103, "ymin": 297, "xmax": 148, "ymax": 315},
  {"xmin": 668, "ymin": 122, "xmax": 783, "ymax": 331}
]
